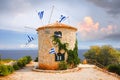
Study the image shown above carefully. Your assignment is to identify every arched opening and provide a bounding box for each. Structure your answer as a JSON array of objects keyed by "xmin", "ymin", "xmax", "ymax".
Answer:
[{"xmin": 55, "ymin": 53, "xmax": 65, "ymax": 61}]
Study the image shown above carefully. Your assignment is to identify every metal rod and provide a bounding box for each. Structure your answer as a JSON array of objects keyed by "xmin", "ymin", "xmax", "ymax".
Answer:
[{"xmin": 48, "ymin": 5, "xmax": 54, "ymax": 24}]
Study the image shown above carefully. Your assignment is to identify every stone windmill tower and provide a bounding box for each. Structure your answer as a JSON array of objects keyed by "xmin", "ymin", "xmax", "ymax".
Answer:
[{"xmin": 36, "ymin": 22, "xmax": 77, "ymax": 70}]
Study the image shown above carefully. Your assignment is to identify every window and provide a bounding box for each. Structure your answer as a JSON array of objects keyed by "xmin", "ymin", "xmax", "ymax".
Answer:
[
  {"xmin": 54, "ymin": 31, "xmax": 62, "ymax": 38},
  {"xmin": 55, "ymin": 53, "xmax": 65, "ymax": 61}
]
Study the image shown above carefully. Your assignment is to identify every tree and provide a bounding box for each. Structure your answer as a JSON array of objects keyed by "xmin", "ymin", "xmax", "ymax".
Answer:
[
  {"xmin": 84, "ymin": 45, "xmax": 120, "ymax": 66},
  {"xmin": 84, "ymin": 46, "xmax": 100, "ymax": 59}
]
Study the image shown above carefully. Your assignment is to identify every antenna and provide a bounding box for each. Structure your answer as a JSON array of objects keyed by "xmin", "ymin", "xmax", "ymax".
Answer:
[{"xmin": 48, "ymin": 5, "xmax": 54, "ymax": 24}]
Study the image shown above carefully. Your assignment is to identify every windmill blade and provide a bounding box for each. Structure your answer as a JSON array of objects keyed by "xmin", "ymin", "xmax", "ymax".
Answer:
[{"xmin": 24, "ymin": 26, "xmax": 36, "ymax": 30}]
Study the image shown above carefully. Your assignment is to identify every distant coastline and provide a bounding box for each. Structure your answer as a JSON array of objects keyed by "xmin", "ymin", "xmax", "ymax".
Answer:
[
  {"xmin": 0, "ymin": 48, "xmax": 119, "ymax": 60},
  {"xmin": 0, "ymin": 49, "xmax": 88, "ymax": 60}
]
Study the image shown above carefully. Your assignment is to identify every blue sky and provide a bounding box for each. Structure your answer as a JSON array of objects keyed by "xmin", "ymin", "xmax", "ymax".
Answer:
[{"xmin": 0, "ymin": 0, "xmax": 120, "ymax": 49}]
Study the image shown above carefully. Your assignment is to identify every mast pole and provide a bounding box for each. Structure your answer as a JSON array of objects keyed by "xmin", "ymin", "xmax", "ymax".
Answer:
[{"xmin": 48, "ymin": 5, "xmax": 54, "ymax": 24}]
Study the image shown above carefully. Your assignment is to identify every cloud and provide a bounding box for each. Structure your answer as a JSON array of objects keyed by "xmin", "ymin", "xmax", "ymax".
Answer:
[
  {"xmin": 77, "ymin": 16, "xmax": 116, "ymax": 41},
  {"xmin": 0, "ymin": 0, "xmax": 32, "ymax": 15},
  {"xmin": 105, "ymin": 33, "xmax": 120, "ymax": 41},
  {"xmin": 87, "ymin": 0, "xmax": 120, "ymax": 16},
  {"xmin": 20, "ymin": 44, "xmax": 37, "ymax": 49}
]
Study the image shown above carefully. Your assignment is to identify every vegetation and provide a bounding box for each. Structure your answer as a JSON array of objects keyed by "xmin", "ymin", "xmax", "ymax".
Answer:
[
  {"xmin": 52, "ymin": 35, "xmax": 68, "ymax": 53},
  {"xmin": 52, "ymin": 35, "xmax": 80, "ymax": 69},
  {"xmin": 34, "ymin": 57, "xmax": 38, "ymax": 62},
  {"xmin": 84, "ymin": 45, "xmax": 120, "ymax": 75},
  {"xmin": 7, "ymin": 65, "xmax": 14, "ymax": 74},
  {"xmin": 107, "ymin": 64, "xmax": 120, "ymax": 75},
  {"xmin": 0, "ymin": 58, "xmax": 15, "ymax": 64},
  {"xmin": 17, "ymin": 56, "xmax": 32, "ymax": 68},
  {"xmin": 13, "ymin": 64, "xmax": 20, "ymax": 70},
  {"xmin": 0, "ymin": 56, "xmax": 32, "ymax": 76},
  {"xmin": 67, "ymin": 40, "xmax": 80, "ymax": 68},
  {"xmin": 0, "ymin": 65, "xmax": 14, "ymax": 76},
  {"xmin": 58, "ymin": 61, "xmax": 67, "ymax": 70}
]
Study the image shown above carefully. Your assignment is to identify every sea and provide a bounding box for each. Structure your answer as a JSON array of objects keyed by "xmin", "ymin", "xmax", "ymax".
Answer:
[{"xmin": 0, "ymin": 49, "xmax": 88, "ymax": 60}]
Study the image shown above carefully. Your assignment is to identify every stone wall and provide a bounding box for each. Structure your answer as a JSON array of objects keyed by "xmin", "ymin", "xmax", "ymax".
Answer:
[{"xmin": 38, "ymin": 27, "xmax": 76, "ymax": 70}]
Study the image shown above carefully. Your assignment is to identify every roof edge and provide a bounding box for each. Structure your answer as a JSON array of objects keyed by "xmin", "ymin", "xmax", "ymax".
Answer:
[{"xmin": 36, "ymin": 22, "xmax": 77, "ymax": 31}]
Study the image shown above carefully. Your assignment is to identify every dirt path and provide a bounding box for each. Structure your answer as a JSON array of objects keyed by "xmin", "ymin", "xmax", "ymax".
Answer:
[{"xmin": 0, "ymin": 62, "xmax": 119, "ymax": 80}]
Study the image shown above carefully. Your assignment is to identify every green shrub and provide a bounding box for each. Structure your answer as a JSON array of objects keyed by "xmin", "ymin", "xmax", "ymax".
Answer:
[
  {"xmin": 13, "ymin": 64, "xmax": 20, "ymax": 70},
  {"xmin": 17, "ymin": 56, "xmax": 32, "ymax": 68},
  {"xmin": 0, "ymin": 56, "xmax": 32, "ymax": 76},
  {"xmin": 0, "ymin": 65, "xmax": 14, "ymax": 76},
  {"xmin": 84, "ymin": 45, "xmax": 120, "ymax": 66},
  {"xmin": 25, "ymin": 56, "xmax": 32, "ymax": 63},
  {"xmin": 17, "ymin": 59, "xmax": 25, "ymax": 68},
  {"xmin": 34, "ymin": 57, "xmax": 38, "ymax": 62},
  {"xmin": 0, "ymin": 65, "xmax": 9, "ymax": 76},
  {"xmin": 23, "ymin": 57, "xmax": 28, "ymax": 64},
  {"xmin": 58, "ymin": 61, "xmax": 67, "ymax": 70},
  {"xmin": 7, "ymin": 65, "xmax": 14, "ymax": 73},
  {"xmin": 107, "ymin": 64, "xmax": 120, "ymax": 75}
]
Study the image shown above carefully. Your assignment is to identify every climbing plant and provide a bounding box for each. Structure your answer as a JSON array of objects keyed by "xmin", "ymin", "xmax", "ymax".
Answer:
[
  {"xmin": 52, "ymin": 35, "xmax": 80, "ymax": 69},
  {"xmin": 67, "ymin": 40, "xmax": 80, "ymax": 68},
  {"xmin": 52, "ymin": 35, "xmax": 68, "ymax": 53}
]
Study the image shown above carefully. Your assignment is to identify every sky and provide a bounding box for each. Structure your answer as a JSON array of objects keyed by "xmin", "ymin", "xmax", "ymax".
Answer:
[{"xmin": 0, "ymin": 0, "xmax": 120, "ymax": 50}]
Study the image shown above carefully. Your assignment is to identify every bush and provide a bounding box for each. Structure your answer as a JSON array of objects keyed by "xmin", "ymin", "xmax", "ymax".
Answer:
[
  {"xmin": 0, "ymin": 56, "xmax": 32, "ymax": 76},
  {"xmin": 107, "ymin": 64, "xmax": 120, "ymax": 75},
  {"xmin": 7, "ymin": 65, "xmax": 14, "ymax": 73},
  {"xmin": 58, "ymin": 61, "xmax": 67, "ymax": 70},
  {"xmin": 0, "ymin": 65, "xmax": 14, "ymax": 76},
  {"xmin": 25, "ymin": 56, "xmax": 32, "ymax": 63},
  {"xmin": 17, "ymin": 56, "xmax": 32, "ymax": 68},
  {"xmin": 84, "ymin": 45, "xmax": 120, "ymax": 66},
  {"xmin": 17, "ymin": 60, "xmax": 24, "ymax": 68},
  {"xmin": 34, "ymin": 57, "xmax": 38, "ymax": 62},
  {"xmin": 13, "ymin": 64, "xmax": 20, "ymax": 70},
  {"xmin": 0, "ymin": 65, "xmax": 9, "ymax": 76}
]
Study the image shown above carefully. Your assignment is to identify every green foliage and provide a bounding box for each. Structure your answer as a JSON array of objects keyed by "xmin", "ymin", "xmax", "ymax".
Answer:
[
  {"xmin": 0, "ymin": 56, "xmax": 32, "ymax": 76},
  {"xmin": 0, "ymin": 65, "xmax": 14, "ymax": 76},
  {"xmin": 25, "ymin": 56, "xmax": 32, "ymax": 64},
  {"xmin": 84, "ymin": 45, "xmax": 120, "ymax": 66},
  {"xmin": 34, "ymin": 57, "xmax": 38, "ymax": 62},
  {"xmin": 13, "ymin": 64, "xmax": 20, "ymax": 70},
  {"xmin": 67, "ymin": 40, "xmax": 80, "ymax": 68},
  {"xmin": 7, "ymin": 65, "xmax": 14, "ymax": 73},
  {"xmin": 52, "ymin": 35, "xmax": 80, "ymax": 68},
  {"xmin": 0, "ymin": 58, "xmax": 15, "ymax": 64},
  {"xmin": 17, "ymin": 56, "xmax": 32, "ymax": 68},
  {"xmin": 52, "ymin": 35, "xmax": 68, "ymax": 53},
  {"xmin": 58, "ymin": 61, "xmax": 67, "ymax": 70},
  {"xmin": 17, "ymin": 59, "xmax": 26, "ymax": 68},
  {"xmin": 0, "ymin": 65, "xmax": 9, "ymax": 76},
  {"xmin": 107, "ymin": 64, "xmax": 120, "ymax": 75},
  {"xmin": 84, "ymin": 46, "xmax": 100, "ymax": 59}
]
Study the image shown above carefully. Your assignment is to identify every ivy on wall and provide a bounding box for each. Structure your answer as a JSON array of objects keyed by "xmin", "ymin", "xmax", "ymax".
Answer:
[
  {"xmin": 52, "ymin": 35, "xmax": 68, "ymax": 53},
  {"xmin": 67, "ymin": 40, "xmax": 80, "ymax": 68},
  {"xmin": 52, "ymin": 35, "xmax": 80, "ymax": 68}
]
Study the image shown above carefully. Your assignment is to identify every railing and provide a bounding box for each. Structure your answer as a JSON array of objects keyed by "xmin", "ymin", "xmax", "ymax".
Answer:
[{"xmin": 86, "ymin": 59, "xmax": 105, "ymax": 69}]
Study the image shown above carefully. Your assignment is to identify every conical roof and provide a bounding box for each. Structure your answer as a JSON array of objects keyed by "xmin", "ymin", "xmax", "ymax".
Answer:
[{"xmin": 36, "ymin": 21, "xmax": 77, "ymax": 31}]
